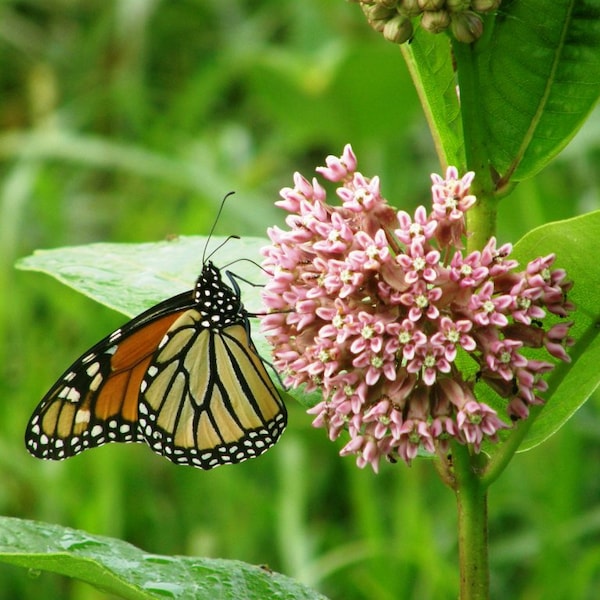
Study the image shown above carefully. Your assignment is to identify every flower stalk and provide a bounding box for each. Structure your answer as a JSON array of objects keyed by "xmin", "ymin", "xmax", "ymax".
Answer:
[
  {"xmin": 450, "ymin": 36, "xmax": 499, "ymax": 252},
  {"xmin": 453, "ymin": 442, "xmax": 490, "ymax": 600}
]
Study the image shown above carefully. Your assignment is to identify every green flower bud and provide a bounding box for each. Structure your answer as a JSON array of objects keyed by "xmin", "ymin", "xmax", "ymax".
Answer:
[
  {"xmin": 471, "ymin": 0, "xmax": 501, "ymax": 12},
  {"xmin": 374, "ymin": 0, "xmax": 400, "ymax": 8},
  {"xmin": 421, "ymin": 9, "xmax": 451, "ymax": 33},
  {"xmin": 418, "ymin": 0, "xmax": 445, "ymax": 10},
  {"xmin": 397, "ymin": 0, "xmax": 423, "ymax": 17},
  {"xmin": 451, "ymin": 10, "xmax": 483, "ymax": 43},
  {"xmin": 382, "ymin": 14, "xmax": 414, "ymax": 44},
  {"xmin": 446, "ymin": 0, "xmax": 471, "ymax": 12},
  {"xmin": 362, "ymin": 3, "xmax": 397, "ymax": 33}
]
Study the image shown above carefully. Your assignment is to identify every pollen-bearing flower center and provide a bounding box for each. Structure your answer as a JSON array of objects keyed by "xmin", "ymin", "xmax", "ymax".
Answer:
[{"xmin": 415, "ymin": 294, "xmax": 429, "ymax": 308}]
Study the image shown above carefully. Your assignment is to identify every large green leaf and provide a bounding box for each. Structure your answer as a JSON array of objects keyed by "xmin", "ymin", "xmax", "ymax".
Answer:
[
  {"xmin": 509, "ymin": 211, "xmax": 600, "ymax": 450},
  {"xmin": 476, "ymin": 0, "xmax": 600, "ymax": 181},
  {"xmin": 0, "ymin": 516, "xmax": 328, "ymax": 600}
]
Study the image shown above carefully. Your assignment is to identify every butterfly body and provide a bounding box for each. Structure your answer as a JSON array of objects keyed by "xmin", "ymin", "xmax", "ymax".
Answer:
[{"xmin": 26, "ymin": 261, "xmax": 286, "ymax": 469}]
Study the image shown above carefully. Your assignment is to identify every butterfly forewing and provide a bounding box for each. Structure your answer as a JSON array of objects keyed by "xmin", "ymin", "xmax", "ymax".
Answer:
[
  {"xmin": 25, "ymin": 303, "xmax": 193, "ymax": 460},
  {"xmin": 25, "ymin": 260, "xmax": 286, "ymax": 469}
]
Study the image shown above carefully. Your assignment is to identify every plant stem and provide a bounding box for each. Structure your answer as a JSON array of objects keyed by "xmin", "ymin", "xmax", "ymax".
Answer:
[
  {"xmin": 452, "ymin": 443, "xmax": 490, "ymax": 600},
  {"xmin": 446, "ymin": 36, "xmax": 498, "ymax": 572},
  {"xmin": 402, "ymin": 27, "xmax": 503, "ymax": 600},
  {"xmin": 451, "ymin": 37, "xmax": 498, "ymax": 253}
]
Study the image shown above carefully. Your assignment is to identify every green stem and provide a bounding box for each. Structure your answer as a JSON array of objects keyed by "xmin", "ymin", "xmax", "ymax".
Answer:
[
  {"xmin": 451, "ymin": 38, "xmax": 498, "ymax": 252},
  {"xmin": 402, "ymin": 26, "xmax": 508, "ymax": 600},
  {"xmin": 450, "ymin": 38, "xmax": 495, "ymax": 599},
  {"xmin": 452, "ymin": 443, "xmax": 490, "ymax": 600}
]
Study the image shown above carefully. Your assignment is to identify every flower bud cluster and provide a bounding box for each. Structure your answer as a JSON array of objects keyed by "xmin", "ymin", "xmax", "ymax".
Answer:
[
  {"xmin": 354, "ymin": 0, "xmax": 501, "ymax": 44},
  {"xmin": 260, "ymin": 145, "xmax": 574, "ymax": 472}
]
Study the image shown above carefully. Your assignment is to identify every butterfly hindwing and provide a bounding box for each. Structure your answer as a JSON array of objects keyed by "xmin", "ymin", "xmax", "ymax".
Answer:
[{"xmin": 139, "ymin": 314, "xmax": 286, "ymax": 469}]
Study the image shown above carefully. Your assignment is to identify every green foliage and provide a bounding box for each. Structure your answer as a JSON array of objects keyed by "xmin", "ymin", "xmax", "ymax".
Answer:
[
  {"xmin": 512, "ymin": 211, "xmax": 600, "ymax": 450},
  {"xmin": 400, "ymin": 30, "xmax": 464, "ymax": 169},
  {"xmin": 1, "ymin": 1, "xmax": 600, "ymax": 599},
  {"xmin": 0, "ymin": 516, "xmax": 327, "ymax": 600},
  {"xmin": 405, "ymin": 0, "xmax": 600, "ymax": 182},
  {"xmin": 475, "ymin": 0, "xmax": 600, "ymax": 181},
  {"xmin": 472, "ymin": 211, "xmax": 600, "ymax": 460},
  {"xmin": 16, "ymin": 236, "xmax": 270, "ymax": 319}
]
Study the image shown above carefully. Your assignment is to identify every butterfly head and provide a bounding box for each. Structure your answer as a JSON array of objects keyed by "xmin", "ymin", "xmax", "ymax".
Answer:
[{"xmin": 194, "ymin": 261, "xmax": 245, "ymax": 328}]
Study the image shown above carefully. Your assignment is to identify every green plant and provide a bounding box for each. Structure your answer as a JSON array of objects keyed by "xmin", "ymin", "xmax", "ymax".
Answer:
[{"xmin": 2, "ymin": 1, "xmax": 600, "ymax": 599}]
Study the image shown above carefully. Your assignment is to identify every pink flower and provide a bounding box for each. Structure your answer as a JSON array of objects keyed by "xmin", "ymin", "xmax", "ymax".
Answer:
[
  {"xmin": 449, "ymin": 250, "xmax": 489, "ymax": 288},
  {"xmin": 396, "ymin": 205, "xmax": 438, "ymax": 244},
  {"xmin": 484, "ymin": 339, "xmax": 528, "ymax": 381},
  {"xmin": 315, "ymin": 144, "xmax": 357, "ymax": 181},
  {"xmin": 348, "ymin": 229, "xmax": 391, "ymax": 270},
  {"xmin": 544, "ymin": 322, "xmax": 575, "ymax": 362},
  {"xmin": 406, "ymin": 343, "xmax": 451, "ymax": 386},
  {"xmin": 399, "ymin": 281, "xmax": 443, "ymax": 321},
  {"xmin": 468, "ymin": 281, "xmax": 510, "ymax": 327},
  {"xmin": 396, "ymin": 240, "xmax": 441, "ymax": 284},
  {"xmin": 457, "ymin": 401, "xmax": 508, "ymax": 451},
  {"xmin": 396, "ymin": 419, "xmax": 435, "ymax": 464},
  {"xmin": 260, "ymin": 145, "xmax": 575, "ymax": 472},
  {"xmin": 430, "ymin": 167, "xmax": 476, "ymax": 247},
  {"xmin": 385, "ymin": 319, "xmax": 428, "ymax": 360},
  {"xmin": 430, "ymin": 317, "xmax": 476, "ymax": 361},
  {"xmin": 337, "ymin": 173, "xmax": 383, "ymax": 213}
]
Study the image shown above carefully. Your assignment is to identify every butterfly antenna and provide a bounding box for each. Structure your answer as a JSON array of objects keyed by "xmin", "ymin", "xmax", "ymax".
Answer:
[
  {"xmin": 205, "ymin": 234, "xmax": 240, "ymax": 264},
  {"xmin": 202, "ymin": 191, "xmax": 237, "ymax": 265},
  {"xmin": 223, "ymin": 257, "xmax": 270, "ymax": 278}
]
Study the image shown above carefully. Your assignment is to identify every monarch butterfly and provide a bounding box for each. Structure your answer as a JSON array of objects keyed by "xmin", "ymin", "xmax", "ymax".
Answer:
[{"xmin": 25, "ymin": 245, "xmax": 287, "ymax": 470}]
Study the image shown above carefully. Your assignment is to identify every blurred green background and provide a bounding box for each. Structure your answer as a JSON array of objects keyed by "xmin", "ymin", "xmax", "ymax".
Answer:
[{"xmin": 1, "ymin": 1, "xmax": 600, "ymax": 599}]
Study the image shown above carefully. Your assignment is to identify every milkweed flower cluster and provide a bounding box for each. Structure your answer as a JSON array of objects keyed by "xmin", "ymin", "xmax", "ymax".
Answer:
[{"xmin": 260, "ymin": 145, "xmax": 574, "ymax": 472}]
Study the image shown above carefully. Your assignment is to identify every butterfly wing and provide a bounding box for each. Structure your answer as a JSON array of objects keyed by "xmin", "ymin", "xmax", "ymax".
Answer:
[
  {"xmin": 26, "ymin": 261, "xmax": 287, "ymax": 469},
  {"xmin": 139, "ymin": 311, "xmax": 286, "ymax": 469},
  {"xmin": 25, "ymin": 292, "xmax": 196, "ymax": 460}
]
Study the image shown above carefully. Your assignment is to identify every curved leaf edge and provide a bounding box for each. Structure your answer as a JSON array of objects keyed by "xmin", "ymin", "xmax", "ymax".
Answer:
[{"xmin": 505, "ymin": 210, "xmax": 600, "ymax": 451}]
